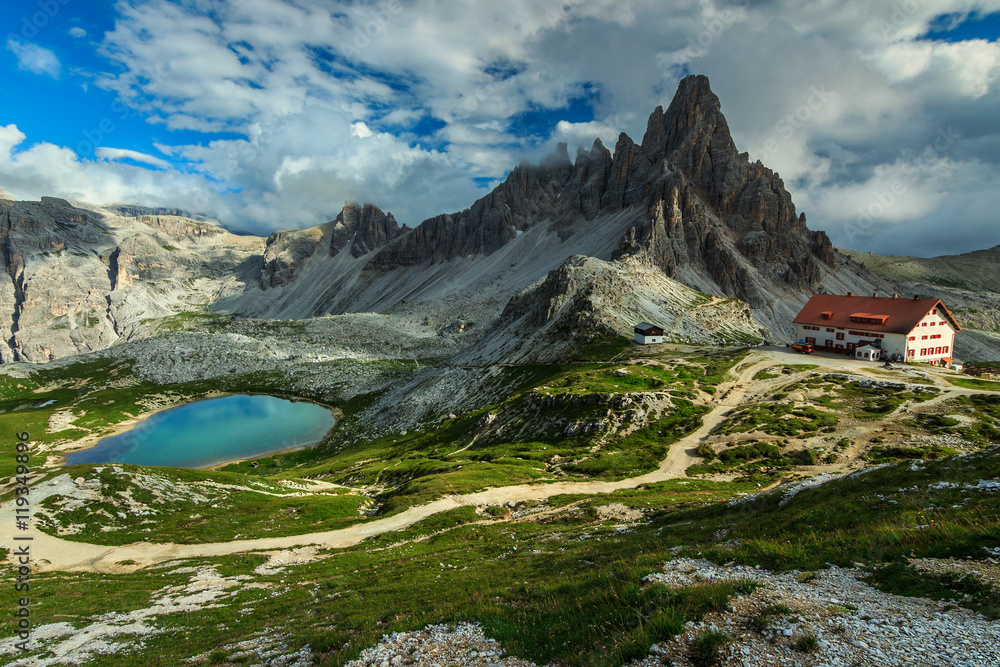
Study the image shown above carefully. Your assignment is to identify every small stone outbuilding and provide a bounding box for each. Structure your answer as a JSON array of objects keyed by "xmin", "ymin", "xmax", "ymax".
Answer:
[{"xmin": 855, "ymin": 344, "xmax": 881, "ymax": 362}]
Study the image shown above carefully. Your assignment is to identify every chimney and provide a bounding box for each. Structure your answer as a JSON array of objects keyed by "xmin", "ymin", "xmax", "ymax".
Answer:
[
  {"xmin": 873, "ymin": 292, "xmax": 878, "ymax": 297},
  {"xmin": 893, "ymin": 293, "xmax": 898, "ymax": 299},
  {"xmin": 913, "ymin": 295, "xmax": 920, "ymax": 300},
  {"xmin": 847, "ymin": 291, "xmax": 853, "ymax": 297}
]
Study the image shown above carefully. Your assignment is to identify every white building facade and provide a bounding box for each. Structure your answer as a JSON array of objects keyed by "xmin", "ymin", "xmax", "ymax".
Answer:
[{"xmin": 793, "ymin": 295, "xmax": 960, "ymax": 364}]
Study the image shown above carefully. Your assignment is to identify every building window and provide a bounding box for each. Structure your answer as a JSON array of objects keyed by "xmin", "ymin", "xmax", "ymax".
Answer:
[
  {"xmin": 909, "ymin": 336, "xmax": 915, "ymax": 341},
  {"xmin": 826, "ymin": 328, "xmax": 835, "ymax": 333},
  {"xmin": 944, "ymin": 346, "xmax": 949, "ymax": 353},
  {"xmin": 908, "ymin": 350, "xmax": 915, "ymax": 357},
  {"xmin": 836, "ymin": 332, "xmax": 844, "ymax": 340},
  {"xmin": 932, "ymin": 309, "xmax": 937, "ymax": 314},
  {"xmin": 921, "ymin": 349, "xmax": 927, "ymax": 355},
  {"xmin": 805, "ymin": 337, "xmax": 816, "ymax": 344}
]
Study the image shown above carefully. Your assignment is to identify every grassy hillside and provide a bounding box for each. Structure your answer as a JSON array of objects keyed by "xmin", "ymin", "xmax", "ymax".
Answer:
[
  {"xmin": 4, "ymin": 446, "xmax": 997, "ymax": 666},
  {"xmin": 3, "ymin": 337, "xmax": 999, "ymax": 666},
  {"xmin": 842, "ymin": 245, "xmax": 1000, "ymax": 294}
]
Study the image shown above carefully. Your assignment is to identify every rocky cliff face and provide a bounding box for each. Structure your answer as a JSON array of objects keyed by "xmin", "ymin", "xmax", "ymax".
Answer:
[
  {"xmin": 241, "ymin": 75, "xmax": 879, "ymax": 339},
  {"xmin": 366, "ymin": 150, "xmax": 578, "ymax": 270},
  {"xmin": 4, "ymin": 75, "xmax": 889, "ymax": 363},
  {"xmin": 354, "ymin": 75, "xmax": 839, "ymax": 309},
  {"xmin": 260, "ymin": 226, "xmax": 327, "ymax": 290},
  {"xmin": 0, "ymin": 198, "xmax": 264, "ymax": 362},
  {"xmin": 616, "ymin": 75, "xmax": 838, "ymax": 308},
  {"xmin": 329, "ymin": 203, "xmax": 402, "ymax": 258}
]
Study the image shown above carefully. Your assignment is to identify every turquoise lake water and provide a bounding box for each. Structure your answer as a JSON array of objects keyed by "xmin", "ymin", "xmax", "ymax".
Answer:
[{"xmin": 65, "ymin": 394, "xmax": 336, "ymax": 468}]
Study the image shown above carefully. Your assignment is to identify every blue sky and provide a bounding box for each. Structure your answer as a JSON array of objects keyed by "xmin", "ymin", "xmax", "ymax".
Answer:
[{"xmin": 2, "ymin": 0, "xmax": 1000, "ymax": 257}]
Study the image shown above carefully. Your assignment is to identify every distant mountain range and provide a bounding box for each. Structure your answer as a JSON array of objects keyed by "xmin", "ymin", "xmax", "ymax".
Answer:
[
  {"xmin": 2, "ymin": 75, "xmax": 997, "ymax": 363},
  {"xmin": 841, "ymin": 246, "xmax": 1000, "ymax": 294},
  {"xmin": 842, "ymin": 246, "xmax": 1000, "ymax": 359}
]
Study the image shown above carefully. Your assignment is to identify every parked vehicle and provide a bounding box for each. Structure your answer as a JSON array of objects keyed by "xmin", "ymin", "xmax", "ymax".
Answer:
[{"xmin": 790, "ymin": 343, "xmax": 814, "ymax": 354}]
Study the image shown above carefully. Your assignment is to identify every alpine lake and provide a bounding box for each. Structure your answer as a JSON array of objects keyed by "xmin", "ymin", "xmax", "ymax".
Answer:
[{"xmin": 65, "ymin": 394, "xmax": 336, "ymax": 468}]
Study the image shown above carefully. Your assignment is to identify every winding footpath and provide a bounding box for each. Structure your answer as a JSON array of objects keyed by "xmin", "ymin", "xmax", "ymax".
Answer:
[{"xmin": 3, "ymin": 349, "xmax": 994, "ymax": 573}]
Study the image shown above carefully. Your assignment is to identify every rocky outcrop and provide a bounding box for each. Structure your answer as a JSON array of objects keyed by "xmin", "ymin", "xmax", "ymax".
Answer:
[
  {"xmin": 0, "ymin": 198, "xmax": 264, "ymax": 362},
  {"xmin": 299, "ymin": 76, "xmax": 857, "ymax": 325},
  {"xmin": 261, "ymin": 227, "xmax": 327, "ymax": 289},
  {"xmin": 458, "ymin": 253, "xmax": 766, "ymax": 365},
  {"xmin": 329, "ymin": 203, "xmax": 402, "ymax": 258}
]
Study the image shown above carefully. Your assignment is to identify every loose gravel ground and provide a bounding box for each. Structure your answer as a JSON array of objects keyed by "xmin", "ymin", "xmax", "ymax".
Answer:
[
  {"xmin": 344, "ymin": 623, "xmax": 537, "ymax": 667},
  {"xmin": 341, "ymin": 558, "xmax": 999, "ymax": 667},
  {"xmin": 640, "ymin": 558, "xmax": 1000, "ymax": 667}
]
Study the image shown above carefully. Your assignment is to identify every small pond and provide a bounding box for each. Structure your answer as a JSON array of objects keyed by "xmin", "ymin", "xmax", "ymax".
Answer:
[{"xmin": 65, "ymin": 394, "xmax": 335, "ymax": 468}]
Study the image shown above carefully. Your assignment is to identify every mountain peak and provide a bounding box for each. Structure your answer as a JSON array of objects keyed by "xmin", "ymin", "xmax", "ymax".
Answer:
[
  {"xmin": 642, "ymin": 74, "xmax": 736, "ymax": 181},
  {"xmin": 329, "ymin": 202, "xmax": 400, "ymax": 258},
  {"xmin": 540, "ymin": 142, "xmax": 572, "ymax": 170}
]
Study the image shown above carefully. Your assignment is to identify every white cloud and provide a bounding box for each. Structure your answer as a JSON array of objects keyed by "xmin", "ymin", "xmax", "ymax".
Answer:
[
  {"xmin": 6, "ymin": 39, "xmax": 61, "ymax": 78},
  {"xmin": 351, "ymin": 122, "xmax": 374, "ymax": 139},
  {"xmin": 69, "ymin": 27, "xmax": 87, "ymax": 39},
  {"xmin": 0, "ymin": 124, "xmax": 27, "ymax": 161},
  {"xmin": 5, "ymin": 0, "xmax": 998, "ymax": 257},
  {"xmin": 0, "ymin": 125, "xmax": 219, "ymax": 213},
  {"xmin": 95, "ymin": 148, "xmax": 171, "ymax": 170},
  {"xmin": 552, "ymin": 120, "xmax": 621, "ymax": 150}
]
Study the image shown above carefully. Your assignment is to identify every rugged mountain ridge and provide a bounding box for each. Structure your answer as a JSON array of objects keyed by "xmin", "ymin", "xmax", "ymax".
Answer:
[
  {"xmin": 360, "ymin": 75, "xmax": 839, "ymax": 306},
  {"xmin": 230, "ymin": 75, "xmax": 881, "ymax": 340},
  {"xmin": 2, "ymin": 75, "xmax": 902, "ymax": 363}
]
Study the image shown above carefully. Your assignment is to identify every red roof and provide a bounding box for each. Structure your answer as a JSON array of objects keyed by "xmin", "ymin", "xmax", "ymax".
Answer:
[{"xmin": 793, "ymin": 295, "xmax": 961, "ymax": 334}]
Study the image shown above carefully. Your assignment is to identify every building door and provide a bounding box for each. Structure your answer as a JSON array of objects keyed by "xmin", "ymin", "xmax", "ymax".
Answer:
[
  {"xmin": 825, "ymin": 339, "xmax": 833, "ymax": 348},
  {"xmin": 847, "ymin": 343, "xmax": 856, "ymax": 352}
]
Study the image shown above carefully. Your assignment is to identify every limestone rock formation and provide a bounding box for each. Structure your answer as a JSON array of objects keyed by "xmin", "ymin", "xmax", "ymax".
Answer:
[
  {"xmin": 329, "ymin": 203, "xmax": 402, "ymax": 258},
  {"xmin": 232, "ymin": 74, "xmax": 884, "ymax": 340},
  {"xmin": 0, "ymin": 197, "xmax": 263, "ymax": 362},
  {"xmin": 458, "ymin": 253, "xmax": 766, "ymax": 365},
  {"xmin": 3, "ymin": 75, "xmax": 899, "ymax": 363},
  {"xmin": 261, "ymin": 227, "xmax": 327, "ymax": 290},
  {"xmin": 616, "ymin": 74, "xmax": 839, "ymax": 309}
]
